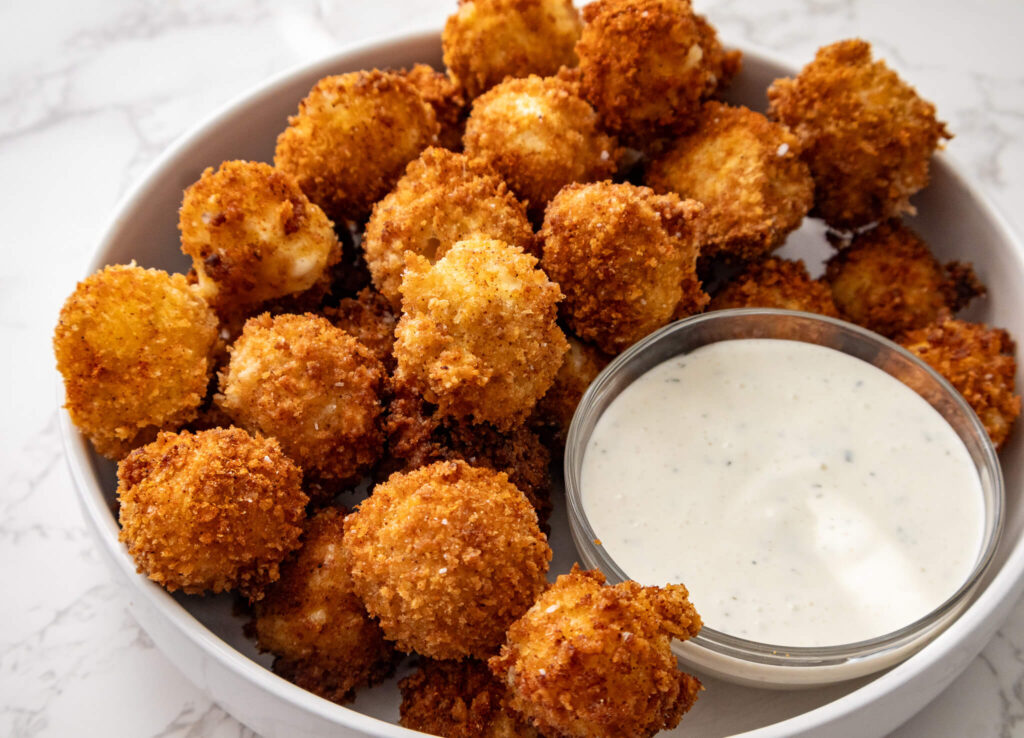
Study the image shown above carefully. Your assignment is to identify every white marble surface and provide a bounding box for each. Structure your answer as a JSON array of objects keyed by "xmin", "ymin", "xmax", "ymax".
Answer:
[{"xmin": 3, "ymin": 1, "xmax": 1024, "ymax": 736}]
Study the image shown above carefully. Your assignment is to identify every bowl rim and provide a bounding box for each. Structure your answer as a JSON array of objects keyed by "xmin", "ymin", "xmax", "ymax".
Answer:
[{"xmin": 59, "ymin": 28, "xmax": 1024, "ymax": 737}]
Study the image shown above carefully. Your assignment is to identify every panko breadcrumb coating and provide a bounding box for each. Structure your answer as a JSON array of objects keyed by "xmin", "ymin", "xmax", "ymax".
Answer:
[
  {"xmin": 463, "ymin": 74, "xmax": 619, "ymax": 221},
  {"xmin": 531, "ymin": 334, "xmax": 610, "ymax": 447},
  {"xmin": 899, "ymin": 317, "xmax": 1020, "ymax": 449},
  {"xmin": 403, "ymin": 64, "xmax": 467, "ymax": 151},
  {"xmin": 251, "ymin": 507, "xmax": 397, "ymax": 704},
  {"xmin": 490, "ymin": 566, "xmax": 703, "ymax": 738},
  {"xmin": 540, "ymin": 181, "xmax": 705, "ymax": 354},
  {"xmin": 54, "ymin": 263, "xmax": 219, "ymax": 459},
  {"xmin": 824, "ymin": 220, "xmax": 984, "ymax": 338},
  {"xmin": 767, "ymin": 39, "xmax": 951, "ymax": 230},
  {"xmin": 363, "ymin": 147, "xmax": 536, "ymax": 308},
  {"xmin": 117, "ymin": 428, "xmax": 307, "ymax": 599},
  {"xmin": 217, "ymin": 313, "xmax": 385, "ymax": 494},
  {"xmin": 325, "ymin": 287, "xmax": 398, "ymax": 371},
  {"xmin": 393, "ymin": 238, "xmax": 568, "ymax": 429},
  {"xmin": 400, "ymin": 659, "xmax": 540, "ymax": 737},
  {"xmin": 646, "ymin": 102, "xmax": 813, "ymax": 260},
  {"xmin": 442, "ymin": 0, "xmax": 583, "ymax": 100},
  {"xmin": 342, "ymin": 460, "xmax": 551, "ymax": 659},
  {"xmin": 178, "ymin": 160, "xmax": 341, "ymax": 319},
  {"xmin": 709, "ymin": 257, "xmax": 840, "ymax": 317},
  {"xmin": 576, "ymin": 0, "xmax": 740, "ymax": 144},
  {"xmin": 274, "ymin": 70, "xmax": 439, "ymax": 222}
]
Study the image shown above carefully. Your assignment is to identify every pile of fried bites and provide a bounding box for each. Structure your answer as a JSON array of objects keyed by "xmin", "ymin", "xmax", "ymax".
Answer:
[{"xmin": 53, "ymin": 0, "xmax": 1021, "ymax": 736}]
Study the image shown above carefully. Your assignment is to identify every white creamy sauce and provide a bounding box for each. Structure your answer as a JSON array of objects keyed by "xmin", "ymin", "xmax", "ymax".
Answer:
[{"xmin": 582, "ymin": 339, "xmax": 985, "ymax": 647}]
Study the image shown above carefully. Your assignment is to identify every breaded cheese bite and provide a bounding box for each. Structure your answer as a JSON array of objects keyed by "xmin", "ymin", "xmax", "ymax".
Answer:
[
  {"xmin": 342, "ymin": 460, "xmax": 551, "ymax": 660},
  {"xmin": 251, "ymin": 507, "xmax": 398, "ymax": 704},
  {"xmin": 540, "ymin": 181, "xmax": 705, "ymax": 354},
  {"xmin": 489, "ymin": 566, "xmax": 703, "ymax": 738},
  {"xmin": 274, "ymin": 70, "xmax": 439, "ymax": 222},
  {"xmin": 393, "ymin": 238, "xmax": 568, "ymax": 429},
  {"xmin": 363, "ymin": 147, "xmax": 536, "ymax": 308},
  {"xmin": 709, "ymin": 257, "xmax": 840, "ymax": 317},
  {"xmin": 54, "ymin": 263, "xmax": 219, "ymax": 459},
  {"xmin": 442, "ymin": 0, "xmax": 583, "ymax": 99},
  {"xmin": 117, "ymin": 428, "xmax": 307, "ymax": 599},
  {"xmin": 576, "ymin": 0, "xmax": 740, "ymax": 144},
  {"xmin": 217, "ymin": 313, "xmax": 385, "ymax": 493},
  {"xmin": 325, "ymin": 287, "xmax": 398, "ymax": 371},
  {"xmin": 178, "ymin": 160, "xmax": 341, "ymax": 319},
  {"xmin": 463, "ymin": 74, "xmax": 619, "ymax": 221},
  {"xmin": 402, "ymin": 63, "xmax": 468, "ymax": 151},
  {"xmin": 531, "ymin": 334, "xmax": 610, "ymax": 447},
  {"xmin": 768, "ymin": 39, "xmax": 951, "ymax": 230},
  {"xmin": 824, "ymin": 220, "xmax": 984, "ymax": 338},
  {"xmin": 646, "ymin": 102, "xmax": 813, "ymax": 260},
  {"xmin": 900, "ymin": 317, "xmax": 1020, "ymax": 449}
]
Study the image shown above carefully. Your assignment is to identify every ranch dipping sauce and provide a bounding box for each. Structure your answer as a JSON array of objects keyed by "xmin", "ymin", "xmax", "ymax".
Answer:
[{"xmin": 582, "ymin": 338, "xmax": 985, "ymax": 648}]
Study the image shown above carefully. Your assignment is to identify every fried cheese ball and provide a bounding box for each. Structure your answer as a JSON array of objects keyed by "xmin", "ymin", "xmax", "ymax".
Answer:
[
  {"xmin": 576, "ymin": 0, "xmax": 740, "ymax": 144},
  {"xmin": 363, "ymin": 147, "xmax": 536, "ymax": 308},
  {"xmin": 400, "ymin": 659, "xmax": 540, "ymax": 738},
  {"xmin": 251, "ymin": 507, "xmax": 397, "ymax": 704},
  {"xmin": 403, "ymin": 64, "xmax": 468, "ymax": 151},
  {"xmin": 274, "ymin": 70, "xmax": 439, "ymax": 222},
  {"xmin": 342, "ymin": 460, "xmax": 552, "ymax": 659},
  {"xmin": 531, "ymin": 334, "xmax": 610, "ymax": 447},
  {"xmin": 646, "ymin": 102, "xmax": 814, "ymax": 260},
  {"xmin": 899, "ymin": 317, "xmax": 1021, "ymax": 449},
  {"xmin": 178, "ymin": 161, "xmax": 341, "ymax": 319},
  {"xmin": 326, "ymin": 287, "xmax": 398, "ymax": 371},
  {"xmin": 54, "ymin": 264, "xmax": 219, "ymax": 459},
  {"xmin": 442, "ymin": 0, "xmax": 583, "ymax": 100},
  {"xmin": 540, "ymin": 182, "xmax": 704, "ymax": 354},
  {"xmin": 490, "ymin": 566, "xmax": 703, "ymax": 738},
  {"xmin": 463, "ymin": 75, "xmax": 619, "ymax": 221},
  {"xmin": 393, "ymin": 238, "xmax": 568, "ymax": 429},
  {"xmin": 217, "ymin": 313, "xmax": 385, "ymax": 492},
  {"xmin": 709, "ymin": 257, "xmax": 840, "ymax": 317},
  {"xmin": 117, "ymin": 428, "xmax": 307, "ymax": 599},
  {"xmin": 767, "ymin": 39, "xmax": 951, "ymax": 230},
  {"xmin": 824, "ymin": 220, "xmax": 984, "ymax": 338}
]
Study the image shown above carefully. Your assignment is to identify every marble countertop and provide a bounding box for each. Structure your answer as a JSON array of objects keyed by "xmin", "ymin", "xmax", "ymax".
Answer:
[{"xmin": 3, "ymin": 1, "xmax": 1024, "ymax": 736}]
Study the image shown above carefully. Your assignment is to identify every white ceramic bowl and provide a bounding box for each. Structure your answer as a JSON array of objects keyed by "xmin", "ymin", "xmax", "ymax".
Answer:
[{"xmin": 61, "ymin": 30, "xmax": 1024, "ymax": 738}]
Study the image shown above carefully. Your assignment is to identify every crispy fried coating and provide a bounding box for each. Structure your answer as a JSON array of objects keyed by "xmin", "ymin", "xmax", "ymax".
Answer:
[
  {"xmin": 325, "ymin": 287, "xmax": 398, "ymax": 371},
  {"xmin": 404, "ymin": 64, "xmax": 467, "ymax": 151},
  {"xmin": 490, "ymin": 566, "xmax": 703, "ymax": 738},
  {"xmin": 531, "ymin": 334, "xmax": 610, "ymax": 447},
  {"xmin": 178, "ymin": 160, "xmax": 341, "ymax": 319},
  {"xmin": 576, "ymin": 0, "xmax": 740, "ymax": 144},
  {"xmin": 251, "ymin": 507, "xmax": 397, "ymax": 704},
  {"xmin": 463, "ymin": 75, "xmax": 619, "ymax": 221},
  {"xmin": 217, "ymin": 313, "xmax": 385, "ymax": 491},
  {"xmin": 393, "ymin": 238, "xmax": 568, "ymax": 429},
  {"xmin": 710, "ymin": 257, "xmax": 840, "ymax": 317},
  {"xmin": 400, "ymin": 659, "xmax": 540, "ymax": 738},
  {"xmin": 824, "ymin": 220, "xmax": 984, "ymax": 338},
  {"xmin": 442, "ymin": 0, "xmax": 583, "ymax": 100},
  {"xmin": 342, "ymin": 460, "xmax": 551, "ymax": 659},
  {"xmin": 363, "ymin": 147, "xmax": 536, "ymax": 308},
  {"xmin": 540, "ymin": 181, "xmax": 705, "ymax": 354},
  {"xmin": 54, "ymin": 263, "xmax": 219, "ymax": 459},
  {"xmin": 274, "ymin": 70, "xmax": 439, "ymax": 222},
  {"xmin": 646, "ymin": 102, "xmax": 813, "ymax": 260},
  {"xmin": 116, "ymin": 428, "xmax": 307, "ymax": 599},
  {"xmin": 899, "ymin": 317, "xmax": 1020, "ymax": 449},
  {"xmin": 767, "ymin": 39, "xmax": 951, "ymax": 230}
]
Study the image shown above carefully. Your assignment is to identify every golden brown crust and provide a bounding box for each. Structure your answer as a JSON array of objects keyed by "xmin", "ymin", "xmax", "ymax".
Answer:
[
  {"xmin": 363, "ymin": 147, "xmax": 536, "ymax": 308},
  {"xmin": 899, "ymin": 317, "xmax": 1020, "ymax": 449},
  {"xmin": 342, "ymin": 460, "xmax": 552, "ymax": 659},
  {"xmin": 251, "ymin": 507, "xmax": 398, "ymax": 704},
  {"xmin": 767, "ymin": 39, "xmax": 951, "ymax": 230},
  {"xmin": 274, "ymin": 70, "xmax": 439, "ymax": 222},
  {"xmin": 710, "ymin": 257, "xmax": 840, "ymax": 317},
  {"xmin": 54, "ymin": 264, "xmax": 219, "ymax": 459},
  {"xmin": 646, "ymin": 102, "xmax": 813, "ymax": 260},
  {"xmin": 530, "ymin": 334, "xmax": 610, "ymax": 447},
  {"xmin": 540, "ymin": 181, "xmax": 705, "ymax": 354},
  {"xmin": 117, "ymin": 428, "xmax": 307, "ymax": 599},
  {"xmin": 489, "ymin": 566, "xmax": 702, "ymax": 738},
  {"xmin": 393, "ymin": 238, "xmax": 568, "ymax": 429},
  {"xmin": 325, "ymin": 287, "xmax": 398, "ymax": 371},
  {"xmin": 463, "ymin": 75, "xmax": 620, "ymax": 221},
  {"xmin": 442, "ymin": 0, "xmax": 583, "ymax": 99},
  {"xmin": 403, "ymin": 64, "xmax": 468, "ymax": 151}
]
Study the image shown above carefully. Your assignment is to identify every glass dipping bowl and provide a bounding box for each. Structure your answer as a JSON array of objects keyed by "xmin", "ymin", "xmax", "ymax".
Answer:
[{"xmin": 565, "ymin": 309, "xmax": 1004, "ymax": 689}]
